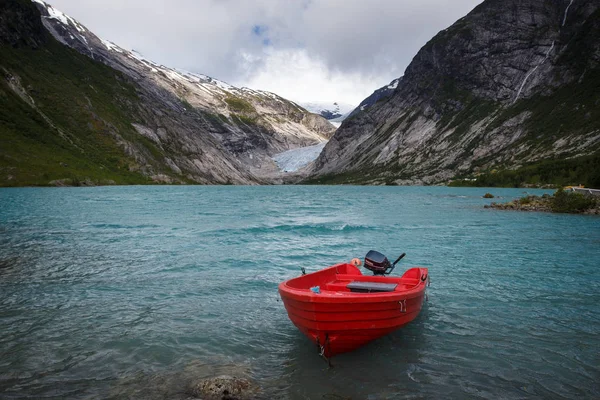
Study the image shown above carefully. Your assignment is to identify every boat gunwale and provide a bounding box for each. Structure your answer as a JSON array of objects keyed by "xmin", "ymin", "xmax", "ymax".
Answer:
[{"xmin": 278, "ymin": 263, "xmax": 428, "ymax": 304}]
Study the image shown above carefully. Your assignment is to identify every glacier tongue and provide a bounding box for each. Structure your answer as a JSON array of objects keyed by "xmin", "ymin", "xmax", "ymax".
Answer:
[{"xmin": 272, "ymin": 142, "xmax": 328, "ymax": 172}]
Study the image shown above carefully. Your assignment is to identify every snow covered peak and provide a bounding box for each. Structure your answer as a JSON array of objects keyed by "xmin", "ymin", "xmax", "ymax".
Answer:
[
  {"xmin": 300, "ymin": 101, "xmax": 355, "ymax": 120},
  {"xmin": 29, "ymin": 0, "xmax": 333, "ymax": 136},
  {"xmin": 347, "ymin": 76, "xmax": 404, "ymax": 120},
  {"xmin": 32, "ymin": 0, "xmax": 86, "ymax": 33}
]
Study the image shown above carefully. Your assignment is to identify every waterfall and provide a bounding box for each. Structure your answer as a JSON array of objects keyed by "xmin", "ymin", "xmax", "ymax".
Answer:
[
  {"xmin": 512, "ymin": 41, "xmax": 555, "ymax": 104},
  {"xmin": 512, "ymin": 0, "xmax": 576, "ymax": 103},
  {"xmin": 562, "ymin": 0, "xmax": 574, "ymax": 27}
]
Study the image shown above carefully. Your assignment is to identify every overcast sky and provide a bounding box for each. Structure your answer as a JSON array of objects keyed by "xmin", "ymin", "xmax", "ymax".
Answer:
[{"xmin": 48, "ymin": 0, "xmax": 482, "ymax": 106}]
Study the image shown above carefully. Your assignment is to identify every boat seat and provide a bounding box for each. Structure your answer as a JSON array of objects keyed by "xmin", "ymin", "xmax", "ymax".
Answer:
[{"xmin": 347, "ymin": 281, "xmax": 398, "ymax": 293}]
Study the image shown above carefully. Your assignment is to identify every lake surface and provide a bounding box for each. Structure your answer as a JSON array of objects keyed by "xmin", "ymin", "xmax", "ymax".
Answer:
[{"xmin": 0, "ymin": 186, "xmax": 599, "ymax": 399}]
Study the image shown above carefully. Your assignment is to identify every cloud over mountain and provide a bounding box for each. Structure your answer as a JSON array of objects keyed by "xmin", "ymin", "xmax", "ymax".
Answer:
[{"xmin": 46, "ymin": 0, "xmax": 482, "ymax": 104}]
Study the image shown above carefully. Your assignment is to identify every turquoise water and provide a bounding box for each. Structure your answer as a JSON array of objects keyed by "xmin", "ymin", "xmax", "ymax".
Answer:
[{"xmin": 0, "ymin": 186, "xmax": 599, "ymax": 399}]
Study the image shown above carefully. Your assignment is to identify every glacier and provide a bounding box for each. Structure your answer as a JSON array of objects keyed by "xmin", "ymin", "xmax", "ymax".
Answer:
[{"xmin": 272, "ymin": 142, "xmax": 328, "ymax": 172}]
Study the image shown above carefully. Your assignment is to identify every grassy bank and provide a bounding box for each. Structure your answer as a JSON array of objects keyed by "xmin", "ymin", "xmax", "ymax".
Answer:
[
  {"xmin": 450, "ymin": 154, "xmax": 600, "ymax": 188},
  {"xmin": 0, "ymin": 35, "xmax": 161, "ymax": 186}
]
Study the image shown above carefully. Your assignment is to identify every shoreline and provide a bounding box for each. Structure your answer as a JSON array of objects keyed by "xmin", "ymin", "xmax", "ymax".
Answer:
[{"xmin": 485, "ymin": 190, "xmax": 600, "ymax": 215}]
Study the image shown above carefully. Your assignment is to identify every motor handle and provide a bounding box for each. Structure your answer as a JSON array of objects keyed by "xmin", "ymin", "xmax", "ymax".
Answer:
[{"xmin": 392, "ymin": 253, "xmax": 406, "ymax": 266}]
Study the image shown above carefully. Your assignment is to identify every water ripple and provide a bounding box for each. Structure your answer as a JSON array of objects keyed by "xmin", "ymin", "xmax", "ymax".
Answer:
[{"xmin": 0, "ymin": 186, "xmax": 599, "ymax": 399}]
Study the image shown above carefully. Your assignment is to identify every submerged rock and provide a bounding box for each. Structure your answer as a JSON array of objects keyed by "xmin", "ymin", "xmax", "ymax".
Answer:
[
  {"xmin": 189, "ymin": 375, "xmax": 259, "ymax": 400},
  {"xmin": 108, "ymin": 359, "xmax": 258, "ymax": 400}
]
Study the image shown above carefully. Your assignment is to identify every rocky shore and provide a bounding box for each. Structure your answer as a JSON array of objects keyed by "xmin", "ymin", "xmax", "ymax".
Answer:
[{"xmin": 484, "ymin": 190, "xmax": 600, "ymax": 215}]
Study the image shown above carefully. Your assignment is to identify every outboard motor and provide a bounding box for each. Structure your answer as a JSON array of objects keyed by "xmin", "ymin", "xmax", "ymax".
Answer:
[{"xmin": 364, "ymin": 250, "xmax": 406, "ymax": 275}]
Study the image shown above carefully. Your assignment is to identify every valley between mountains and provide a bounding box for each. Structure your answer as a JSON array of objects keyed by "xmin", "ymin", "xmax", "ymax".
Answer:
[{"xmin": 1, "ymin": 0, "xmax": 599, "ymax": 187}]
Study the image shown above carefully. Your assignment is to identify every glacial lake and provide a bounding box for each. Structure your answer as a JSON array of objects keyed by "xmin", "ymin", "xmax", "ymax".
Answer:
[{"xmin": 0, "ymin": 186, "xmax": 599, "ymax": 399}]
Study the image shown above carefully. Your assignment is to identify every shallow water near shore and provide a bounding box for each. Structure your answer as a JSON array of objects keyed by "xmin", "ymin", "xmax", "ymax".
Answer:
[{"xmin": 1, "ymin": 185, "xmax": 599, "ymax": 399}]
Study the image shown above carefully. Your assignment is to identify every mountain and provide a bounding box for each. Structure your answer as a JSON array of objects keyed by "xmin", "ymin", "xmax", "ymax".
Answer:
[
  {"xmin": 32, "ymin": 0, "xmax": 335, "ymax": 173},
  {"xmin": 300, "ymin": 101, "xmax": 355, "ymax": 122},
  {"xmin": 347, "ymin": 78, "xmax": 400, "ymax": 119},
  {"xmin": 2, "ymin": 0, "xmax": 253, "ymax": 186},
  {"xmin": 309, "ymin": 0, "xmax": 600, "ymax": 187},
  {"xmin": 0, "ymin": 0, "xmax": 333, "ymax": 186}
]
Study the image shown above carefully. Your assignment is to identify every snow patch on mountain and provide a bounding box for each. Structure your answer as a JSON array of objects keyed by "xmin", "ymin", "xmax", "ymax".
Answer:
[
  {"xmin": 388, "ymin": 78, "xmax": 400, "ymax": 90},
  {"xmin": 347, "ymin": 77, "xmax": 404, "ymax": 120},
  {"xmin": 100, "ymin": 39, "xmax": 122, "ymax": 53},
  {"xmin": 272, "ymin": 142, "xmax": 327, "ymax": 172}
]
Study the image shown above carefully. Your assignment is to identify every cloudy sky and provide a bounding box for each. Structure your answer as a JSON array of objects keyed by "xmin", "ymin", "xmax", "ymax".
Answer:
[{"xmin": 48, "ymin": 0, "xmax": 482, "ymax": 106}]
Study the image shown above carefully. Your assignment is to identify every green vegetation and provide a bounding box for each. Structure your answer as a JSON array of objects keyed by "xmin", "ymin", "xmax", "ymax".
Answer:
[
  {"xmin": 519, "ymin": 195, "xmax": 536, "ymax": 205},
  {"xmin": 304, "ymin": 170, "xmax": 371, "ymax": 185},
  {"xmin": 231, "ymin": 114, "xmax": 258, "ymax": 126},
  {"xmin": 486, "ymin": 71, "xmax": 600, "ymax": 159},
  {"xmin": 435, "ymin": 78, "xmax": 497, "ymax": 132},
  {"xmin": 181, "ymin": 98, "xmax": 194, "ymax": 111},
  {"xmin": 551, "ymin": 188, "xmax": 597, "ymax": 213},
  {"xmin": 449, "ymin": 153, "xmax": 600, "ymax": 188},
  {"xmin": 223, "ymin": 96, "xmax": 260, "ymax": 127},
  {"xmin": 0, "ymin": 10, "xmax": 200, "ymax": 186},
  {"xmin": 487, "ymin": 189, "xmax": 598, "ymax": 215},
  {"xmin": 224, "ymin": 96, "xmax": 255, "ymax": 113},
  {"xmin": 448, "ymin": 62, "xmax": 600, "ymax": 188},
  {"xmin": 198, "ymin": 110, "xmax": 229, "ymax": 130},
  {"xmin": 0, "ymin": 37, "xmax": 161, "ymax": 186}
]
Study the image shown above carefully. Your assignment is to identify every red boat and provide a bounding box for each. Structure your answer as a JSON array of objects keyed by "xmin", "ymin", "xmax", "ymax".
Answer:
[{"xmin": 279, "ymin": 251, "xmax": 428, "ymax": 358}]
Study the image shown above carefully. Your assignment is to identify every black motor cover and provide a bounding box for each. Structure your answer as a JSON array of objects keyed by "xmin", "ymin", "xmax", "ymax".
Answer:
[{"xmin": 364, "ymin": 250, "xmax": 391, "ymax": 275}]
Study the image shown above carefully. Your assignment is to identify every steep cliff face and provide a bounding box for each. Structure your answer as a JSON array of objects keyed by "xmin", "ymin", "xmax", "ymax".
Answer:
[
  {"xmin": 0, "ymin": 0, "xmax": 47, "ymax": 47},
  {"xmin": 31, "ymin": 0, "xmax": 334, "ymax": 176},
  {"xmin": 311, "ymin": 0, "xmax": 600, "ymax": 185}
]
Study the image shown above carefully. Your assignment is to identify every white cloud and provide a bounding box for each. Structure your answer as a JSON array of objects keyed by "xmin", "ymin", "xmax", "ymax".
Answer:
[
  {"xmin": 237, "ymin": 48, "xmax": 385, "ymax": 105},
  {"xmin": 44, "ymin": 0, "xmax": 483, "ymax": 106}
]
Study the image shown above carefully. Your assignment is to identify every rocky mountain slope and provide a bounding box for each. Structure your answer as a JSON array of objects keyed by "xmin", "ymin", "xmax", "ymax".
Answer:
[
  {"xmin": 1, "ymin": 0, "xmax": 333, "ymax": 186},
  {"xmin": 32, "ymin": 0, "xmax": 334, "ymax": 175},
  {"xmin": 310, "ymin": 0, "xmax": 600, "ymax": 186},
  {"xmin": 2, "ymin": 0, "xmax": 259, "ymax": 185}
]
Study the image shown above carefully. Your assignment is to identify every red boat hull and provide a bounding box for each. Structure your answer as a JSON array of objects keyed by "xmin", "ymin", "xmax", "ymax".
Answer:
[{"xmin": 279, "ymin": 263, "xmax": 428, "ymax": 357}]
